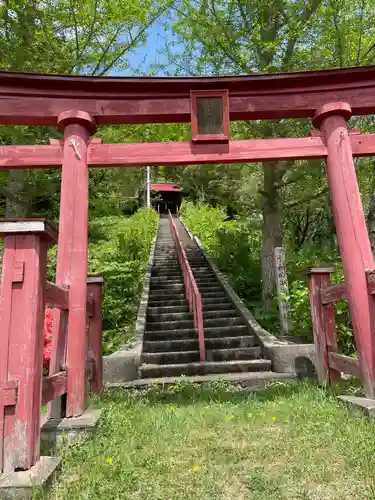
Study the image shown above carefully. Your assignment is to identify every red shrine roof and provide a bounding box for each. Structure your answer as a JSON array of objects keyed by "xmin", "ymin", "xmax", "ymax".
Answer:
[{"xmin": 150, "ymin": 183, "xmax": 182, "ymax": 192}]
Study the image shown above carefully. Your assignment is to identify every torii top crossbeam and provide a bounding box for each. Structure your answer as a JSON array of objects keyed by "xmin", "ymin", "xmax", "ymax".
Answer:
[
  {"xmin": 2, "ymin": 65, "xmax": 375, "ymax": 126},
  {"xmin": 2, "ymin": 65, "xmax": 375, "ymax": 169}
]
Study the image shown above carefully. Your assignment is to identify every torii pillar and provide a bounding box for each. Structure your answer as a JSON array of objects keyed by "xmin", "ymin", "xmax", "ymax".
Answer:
[
  {"xmin": 50, "ymin": 110, "xmax": 96, "ymax": 418},
  {"xmin": 313, "ymin": 102, "xmax": 375, "ymax": 398}
]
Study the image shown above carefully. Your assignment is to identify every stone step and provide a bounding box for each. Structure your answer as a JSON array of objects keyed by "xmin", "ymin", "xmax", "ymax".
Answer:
[
  {"xmin": 194, "ymin": 277, "xmax": 218, "ymax": 284},
  {"xmin": 197, "ymin": 284, "xmax": 224, "ymax": 291},
  {"xmin": 186, "ymin": 267, "xmax": 214, "ymax": 274},
  {"xmin": 140, "ymin": 359, "xmax": 272, "ymax": 378},
  {"xmin": 153, "ymin": 256, "xmax": 178, "ymax": 260},
  {"xmin": 109, "ymin": 372, "xmax": 297, "ymax": 390},
  {"xmin": 204, "ymin": 316, "xmax": 244, "ymax": 327},
  {"xmin": 147, "ymin": 311, "xmax": 193, "ymax": 322},
  {"xmin": 145, "ymin": 319, "xmax": 194, "ymax": 331},
  {"xmin": 143, "ymin": 335, "xmax": 258, "ymax": 353},
  {"xmin": 198, "ymin": 285, "xmax": 224, "ymax": 292},
  {"xmin": 146, "ymin": 315, "xmax": 243, "ymax": 332},
  {"xmin": 202, "ymin": 301, "xmax": 233, "ymax": 311},
  {"xmin": 153, "ymin": 263, "xmax": 179, "ymax": 268},
  {"xmin": 149, "ymin": 290, "xmax": 186, "ymax": 300},
  {"xmin": 200, "ymin": 291, "xmax": 228, "ymax": 299},
  {"xmin": 151, "ymin": 274, "xmax": 183, "ymax": 281},
  {"xmin": 147, "ymin": 302, "xmax": 234, "ymax": 315},
  {"xmin": 147, "ymin": 304, "xmax": 190, "ymax": 315},
  {"xmin": 148, "ymin": 298, "xmax": 188, "ymax": 307},
  {"xmin": 202, "ymin": 296, "xmax": 231, "ymax": 305},
  {"xmin": 144, "ymin": 325, "xmax": 250, "ymax": 340},
  {"xmin": 153, "ymin": 261, "xmax": 179, "ymax": 266},
  {"xmin": 142, "ymin": 347, "xmax": 262, "ymax": 365},
  {"xmin": 206, "ymin": 346, "xmax": 262, "ymax": 362},
  {"xmin": 147, "ymin": 308, "xmax": 237, "ymax": 322},
  {"xmin": 150, "ymin": 283, "xmax": 185, "ymax": 291},
  {"xmin": 151, "ymin": 276, "xmax": 183, "ymax": 282},
  {"xmin": 151, "ymin": 275, "xmax": 183, "ymax": 282},
  {"xmin": 151, "ymin": 274, "xmax": 182, "ymax": 280},
  {"xmin": 142, "ymin": 350, "xmax": 200, "ymax": 364},
  {"xmin": 152, "ymin": 266, "xmax": 181, "ymax": 271}
]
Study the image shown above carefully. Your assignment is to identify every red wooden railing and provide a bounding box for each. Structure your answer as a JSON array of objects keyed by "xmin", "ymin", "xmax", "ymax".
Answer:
[
  {"xmin": 168, "ymin": 212, "xmax": 206, "ymax": 361},
  {"xmin": 0, "ymin": 219, "xmax": 103, "ymax": 474},
  {"xmin": 308, "ymin": 267, "xmax": 375, "ymax": 389}
]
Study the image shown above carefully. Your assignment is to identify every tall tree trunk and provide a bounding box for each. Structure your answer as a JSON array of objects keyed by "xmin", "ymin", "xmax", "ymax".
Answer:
[
  {"xmin": 261, "ymin": 161, "xmax": 284, "ymax": 311},
  {"xmin": 5, "ymin": 171, "xmax": 28, "ymax": 217}
]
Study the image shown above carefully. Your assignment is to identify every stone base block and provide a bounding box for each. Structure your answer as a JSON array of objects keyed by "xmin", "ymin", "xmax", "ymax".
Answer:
[
  {"xmin": 0, "ymin": 456, "xmax": 60, "ymax": 500},
  {"xmin": 103, "ymin": 344, "xmax": 141, "ymax": 384},
  {"xmin": 266, "ymin": 343, "xmax": 316, "ymax": 376},
  {"xmin": 41, "ymin": 408, "xmax": 102, "ymax": 454},
  {"xmin": 338, "ymin": 395, "xmax": 375, "ymax": 418}
]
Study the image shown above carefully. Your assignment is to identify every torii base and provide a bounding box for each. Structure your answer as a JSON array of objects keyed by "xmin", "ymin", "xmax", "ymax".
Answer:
[{"xmin": 0, "ymin": 456, "xmax": 60, "ymax": 500}]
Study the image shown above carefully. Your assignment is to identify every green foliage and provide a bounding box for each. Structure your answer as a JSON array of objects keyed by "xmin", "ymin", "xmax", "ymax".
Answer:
[
  {"xmin": 88, "ymin": 209, "xmax": 158, "ymax": 355},
  {"xmin": 0, "ymin": 0, "xmax": 173, "ymax": 75},
  {"xmin": 181, "ymin": 201, "xmax": 262, "ymax": 307}
]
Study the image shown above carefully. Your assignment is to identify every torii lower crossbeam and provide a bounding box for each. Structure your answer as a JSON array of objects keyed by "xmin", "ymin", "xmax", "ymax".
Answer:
[{"xmin": 2, "ymin": 133, "xmax": 375, "ymax": 169}]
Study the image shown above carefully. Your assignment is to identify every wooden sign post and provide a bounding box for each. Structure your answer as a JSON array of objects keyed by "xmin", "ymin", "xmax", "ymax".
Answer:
[{"xmin": 274, "ymin": 246, "xmax": 293, "ymax": 336}]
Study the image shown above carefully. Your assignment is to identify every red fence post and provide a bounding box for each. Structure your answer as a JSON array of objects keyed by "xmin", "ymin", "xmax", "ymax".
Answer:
[
  {"xmin": 308, "ymin": 268, "xmax": 340, "ymax": 385},
  {"xmin": 86, "ymin": 275, "xmax": 104, "ymax": 393},
  {"xmin": 0, "ymin": 220, "xmax": 57, "ymax": 473},
  {"xmin": 313, "ymin": 102, "xmax": 375, "ymax": 398},
  {"xmin": 52, "ymin": 110, "xmax": 95, "ymax": 418}
]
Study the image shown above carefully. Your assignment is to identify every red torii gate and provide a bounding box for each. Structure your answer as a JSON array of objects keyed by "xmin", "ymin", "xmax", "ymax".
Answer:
[{"xmin": 1, "ymin": 66, "xmax": 375, "ymax": 480}]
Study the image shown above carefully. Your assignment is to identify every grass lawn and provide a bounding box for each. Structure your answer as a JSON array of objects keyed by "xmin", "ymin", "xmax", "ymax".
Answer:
[{"xmin": 38, "ymin": 380, "xmax": 375, "ymax": 500}]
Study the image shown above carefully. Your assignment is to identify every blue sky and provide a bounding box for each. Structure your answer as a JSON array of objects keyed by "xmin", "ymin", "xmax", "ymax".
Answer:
[{"xmin": 124, "ymin": 18, "xmax": 175, "ymax": 76}]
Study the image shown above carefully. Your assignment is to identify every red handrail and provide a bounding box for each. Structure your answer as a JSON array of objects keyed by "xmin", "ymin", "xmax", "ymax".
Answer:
[{"xmin": 168, "ymin": 212, "xmax": 206, "ymax": 361}]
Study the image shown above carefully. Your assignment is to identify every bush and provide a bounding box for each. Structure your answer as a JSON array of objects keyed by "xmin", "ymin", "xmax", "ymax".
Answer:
[
  {"xmin": 88, "ymin": 209, "xmax": 159, "ymax": 354},
  {"xmin": 181, "ymin": 201, "xmax": 262, "ymax": 309}
]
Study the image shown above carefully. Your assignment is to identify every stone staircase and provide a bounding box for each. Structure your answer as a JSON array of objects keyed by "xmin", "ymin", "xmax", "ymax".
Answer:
[{"xmin": 140, "ymin": 214, "xmax": 279, "ymax": 380}]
